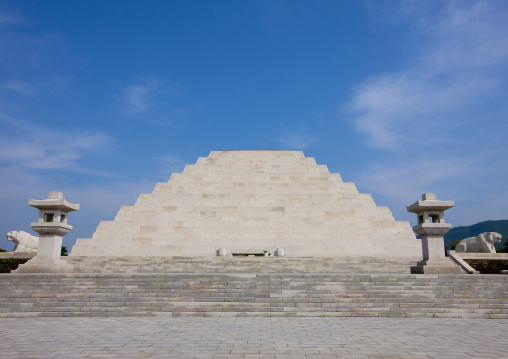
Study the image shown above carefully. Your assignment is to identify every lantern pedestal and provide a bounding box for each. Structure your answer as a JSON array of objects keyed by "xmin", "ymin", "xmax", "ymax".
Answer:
[{"xmin": 16, "ymin": 235, "xmax": 69, "ymax": 273}]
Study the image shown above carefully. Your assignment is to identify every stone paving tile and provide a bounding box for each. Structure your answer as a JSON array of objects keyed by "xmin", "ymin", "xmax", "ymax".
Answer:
[{"xmin": 0, "ymin": 318, "xmax": 507, "ymax": 359}]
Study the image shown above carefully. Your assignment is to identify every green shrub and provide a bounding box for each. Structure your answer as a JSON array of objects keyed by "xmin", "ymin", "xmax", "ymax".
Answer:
[{"xmin": 0, "ymin": 259, "xmax": 29, "ymax": 273}]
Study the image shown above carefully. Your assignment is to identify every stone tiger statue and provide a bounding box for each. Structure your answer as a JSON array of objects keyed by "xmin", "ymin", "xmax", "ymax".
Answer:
[
  {"xmin": 6, "ymin": 231, "xmax": 39, "ymax": 253},
  {"xmin": 455, "ymin": 232, "xmax": 502, "ymax": 253}
]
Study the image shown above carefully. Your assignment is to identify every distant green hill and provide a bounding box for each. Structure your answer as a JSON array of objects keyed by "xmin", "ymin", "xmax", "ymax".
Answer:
[{"xmin": 444, "ymin": 220, "xmax": 508, "ymax": 249}]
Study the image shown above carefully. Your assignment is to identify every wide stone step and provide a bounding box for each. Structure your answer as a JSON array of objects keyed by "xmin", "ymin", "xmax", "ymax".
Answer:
[{"xmin": 64, "ymin": 256, "xmax": 422, "ymax": 274}]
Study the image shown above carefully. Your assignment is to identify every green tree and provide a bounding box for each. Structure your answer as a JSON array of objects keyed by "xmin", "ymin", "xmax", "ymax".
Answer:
[{"xmin": 497, "ymin": 238, "xmax": 508, "ymax": 253}]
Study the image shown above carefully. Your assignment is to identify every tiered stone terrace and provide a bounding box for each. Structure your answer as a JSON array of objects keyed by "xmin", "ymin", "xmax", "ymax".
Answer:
[{"xmin": 65, "ymin": 256, "xmax": 421, "ymax": 274}]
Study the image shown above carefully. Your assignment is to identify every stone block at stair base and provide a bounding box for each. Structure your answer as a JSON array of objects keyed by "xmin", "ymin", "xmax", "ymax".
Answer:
[
  {"xmin": 411, "ymin": 259, "xmax": 464, "ymax": 274},
  {"xmin": 15, "ymin": 257, "xmax": 72, "ymax": 273}
]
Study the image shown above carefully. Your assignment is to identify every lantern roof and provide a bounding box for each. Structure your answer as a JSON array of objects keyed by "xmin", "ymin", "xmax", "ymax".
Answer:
[
  {"xmin": 28, "ymin": 191, "xmax": 80, "ymax": 212},
  {"xmin": 406, "ymin": 193, "xmax": 454, "ymax": 213}
]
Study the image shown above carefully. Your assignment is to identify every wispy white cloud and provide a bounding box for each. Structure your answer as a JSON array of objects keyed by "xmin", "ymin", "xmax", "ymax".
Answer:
[
  {"xmin": 0, "ymin": 114, "xmax": 113, "ymax": 174},
  {"xmin": 1, "ymin": 80, "xmax": 35, "ymax": 96},
  {"xmin": 0, "ymin": 113, "xmax": 117, "ymax": 250},
  {"xmin": 0, "ymin": 166, "xmax": 157, "ymax": 251},
  {"xmin": 356, "ymin": 157, "xmax": 474, "ymax": 205},
  {"xmin": 114, "ymin": 75, "xmax": 184, "ymax": 126},
  {"xmin": 348, "ymin": 1, "xmax": 508, "ymax": 152},
  {"xmin": 119, "ymin": 76, "xmax": 163, "ymax": 114},
  {"xmin": 346, "ymin": 1, "xmax": 508, "ymax": 226},
  {"xmin": 355, "ymin": 154, "xmax": 507, "ymax": 227},
  {"xmin": 276, "ymin": 126, "xmax": 318, "ymax": 149},
  {"xmin": 0, "ymin": 112, "xmax": 117, "ymax": 250}
]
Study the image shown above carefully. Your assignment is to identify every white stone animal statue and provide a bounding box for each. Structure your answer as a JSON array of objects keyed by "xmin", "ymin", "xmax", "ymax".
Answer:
[
  {"xmin": 6, "ymin": 231, "xmax": 39, "ymax": 253},
  {"xmin": 216, "ymin": 247, "xmax": 230, "ymax": 256},
  {"xmin": 455, "ymin": 232, "xmax": 502, "ymax": 253}
]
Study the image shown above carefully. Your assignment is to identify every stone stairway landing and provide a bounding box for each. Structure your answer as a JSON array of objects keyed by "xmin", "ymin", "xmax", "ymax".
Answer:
[{"xmin": 64, "ymin": 256, "xmax": 424, "ymax": 274}]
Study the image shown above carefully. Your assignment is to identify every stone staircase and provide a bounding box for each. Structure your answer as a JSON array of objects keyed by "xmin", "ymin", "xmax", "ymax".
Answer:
[{"xmin": 2, "ymin": 267, "xmax": 507, "ymax": 318}]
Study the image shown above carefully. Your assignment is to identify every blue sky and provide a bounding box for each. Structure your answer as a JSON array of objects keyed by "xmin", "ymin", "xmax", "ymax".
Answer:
[{"xmin": 1, "ymin": 0, "xmax": 507, "ymax": 251}]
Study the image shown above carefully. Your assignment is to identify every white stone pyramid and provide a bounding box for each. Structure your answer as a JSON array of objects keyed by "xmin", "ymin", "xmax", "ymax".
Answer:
[{"xmin": 70, "ymin": 151, "xmax": 420, "ymax": 257}]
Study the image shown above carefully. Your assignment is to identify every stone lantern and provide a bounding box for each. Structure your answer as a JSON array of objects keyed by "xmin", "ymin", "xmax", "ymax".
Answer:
[
  {"xmin": 407, "ymin": 193, "xmax": 462, "ymax": 274},
  {"xmin": 16, "ymin": 191, "xmax": 79, "ymax": 273}
]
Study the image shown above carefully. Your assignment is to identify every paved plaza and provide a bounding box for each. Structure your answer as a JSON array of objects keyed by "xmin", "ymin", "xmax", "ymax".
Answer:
[{"xmin": 1, "ymin": 317, "xmax": 507, "ymax": 359}]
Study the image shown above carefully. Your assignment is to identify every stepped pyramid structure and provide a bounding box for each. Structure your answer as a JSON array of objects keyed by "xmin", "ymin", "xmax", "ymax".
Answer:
[{"xmin": 71, "ymin": 151, "xmax": 420, "ymax": 258}]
